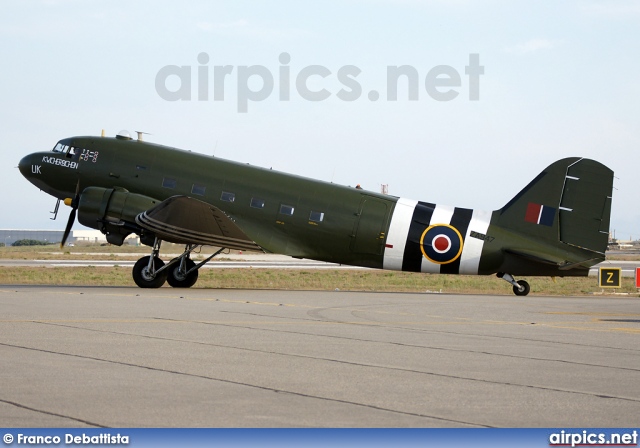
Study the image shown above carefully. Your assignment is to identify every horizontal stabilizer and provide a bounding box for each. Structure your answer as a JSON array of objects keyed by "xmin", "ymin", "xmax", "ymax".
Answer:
[
  {"xmin": 136, "ymin": 195, "xmax": 263, "ymax": 251},
  {"xmin": 504, "ymin": 248, "xmax": 566, "ymax": 266},
  {"xmin": 505, "ymin": 248, "xmax": 601, "ymax": 271}
]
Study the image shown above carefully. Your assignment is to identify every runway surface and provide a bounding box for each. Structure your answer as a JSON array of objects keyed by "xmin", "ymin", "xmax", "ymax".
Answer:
[{"xmin": 0, "ymin": 286, "xmax": 639, "ymax": 427}]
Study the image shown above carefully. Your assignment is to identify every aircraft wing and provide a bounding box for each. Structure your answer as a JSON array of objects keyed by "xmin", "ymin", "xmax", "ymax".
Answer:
[{"xmin": 135, "ymin": 195, "xmax": 264, "ymax": 251}]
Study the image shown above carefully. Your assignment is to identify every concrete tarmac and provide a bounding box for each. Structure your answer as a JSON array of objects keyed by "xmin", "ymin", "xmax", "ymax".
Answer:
[{"xmin": 0, "ymin": 286, "xmax": 639, "ymax": 428}]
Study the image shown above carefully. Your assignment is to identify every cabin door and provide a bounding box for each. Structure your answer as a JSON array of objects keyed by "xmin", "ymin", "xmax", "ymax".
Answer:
[{"xmin": 351, "ymin": 196, "xmax": 390, "ymax": 255}]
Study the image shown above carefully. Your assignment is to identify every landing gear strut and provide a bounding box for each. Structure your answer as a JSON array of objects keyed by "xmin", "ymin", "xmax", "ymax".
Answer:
[
  {"xmin": 167, "ymin": 257, "xmax": 198, "ymax": 288},
  {"xmin": 497, "ymin": 272, "xmax": 530, "ymax": 296},
  {"xmin": 132, "ymin": 239, "xmax": 167, "ymax": 288},
  {"xmin": 166, "ymin": 244, "xmax": 201, "ymax": 288},
  {"xmin": 132, "ymin": 239, "xmax": 226, "ymax": 289}
]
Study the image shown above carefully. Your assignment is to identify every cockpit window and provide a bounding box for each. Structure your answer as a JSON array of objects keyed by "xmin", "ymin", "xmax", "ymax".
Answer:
[
  {"xmin": 53, "ymin": 141, "xmax": 82, "ymax": 160},
  {"xmin": 53, "ymin": 142, "xmax": 68, "ymax": 153}
]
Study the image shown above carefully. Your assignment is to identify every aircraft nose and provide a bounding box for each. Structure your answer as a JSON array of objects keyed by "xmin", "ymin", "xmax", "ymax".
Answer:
[{"xmin": 18, "ymin": 153, "xmax": 37, "ymax": 178}]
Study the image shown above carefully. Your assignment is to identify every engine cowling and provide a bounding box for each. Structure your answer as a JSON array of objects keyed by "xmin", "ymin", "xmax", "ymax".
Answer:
[{"xmin": 77, "ymin": 187, "xmax": 158, "ymax": 245}]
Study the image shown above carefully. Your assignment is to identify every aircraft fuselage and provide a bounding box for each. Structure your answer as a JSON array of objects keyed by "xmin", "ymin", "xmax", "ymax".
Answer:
[{"xmin": 18, "ymin": 134, "xmax": 613, "ymax": 293}]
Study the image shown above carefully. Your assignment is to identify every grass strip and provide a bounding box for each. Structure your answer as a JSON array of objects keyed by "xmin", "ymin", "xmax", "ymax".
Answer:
[{"xmin": 0, "ymin": 267, "xmax": 637, "ymax": 296}]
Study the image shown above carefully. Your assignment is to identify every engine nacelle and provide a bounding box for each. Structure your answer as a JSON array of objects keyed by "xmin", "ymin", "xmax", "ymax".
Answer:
[{"xmin": 78, "ymin": 187, "xmax": 158, "ymax": 245}]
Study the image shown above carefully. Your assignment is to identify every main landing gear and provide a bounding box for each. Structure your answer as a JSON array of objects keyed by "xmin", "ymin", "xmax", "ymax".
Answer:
[
  {"xmin": 497, "ymin": 272, "xmax": 530, "ymax": 296},
  {"xmin": 132, "ymin": 238, "xmax": 225, "ymax": 288}
]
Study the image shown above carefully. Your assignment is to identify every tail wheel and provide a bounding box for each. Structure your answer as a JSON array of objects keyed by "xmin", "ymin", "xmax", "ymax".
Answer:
[
  {"xmin": 513, "ymin": 280, "xmax": 530, "ymax": 296},
  {"xmin": 167, "ymin": 258, "xmax": 199, "ymax": 288},
  {"xmin": 132, "ymin": 256, "xmax": 167, "ymax": 288}
]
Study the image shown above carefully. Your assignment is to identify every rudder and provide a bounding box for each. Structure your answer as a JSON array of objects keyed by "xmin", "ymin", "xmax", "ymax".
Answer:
[{"xmin": 558, "ymin": 159, "xmax": 613, "ymax": 253}]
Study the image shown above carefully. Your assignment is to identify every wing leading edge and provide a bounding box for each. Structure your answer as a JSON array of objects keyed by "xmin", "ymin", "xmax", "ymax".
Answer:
[{"xmin": 135, "ymin": 195, "xmax": 264, "ymax": 252}]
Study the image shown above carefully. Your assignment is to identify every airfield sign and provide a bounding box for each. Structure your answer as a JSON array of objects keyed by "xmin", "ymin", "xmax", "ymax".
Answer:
[{"xmin": 599, "ymin": 267, "xmax": 622, "ymax": 289}]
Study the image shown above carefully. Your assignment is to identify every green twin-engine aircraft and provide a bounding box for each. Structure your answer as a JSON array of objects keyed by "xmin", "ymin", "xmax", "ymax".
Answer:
[{"xmin": 18, "ymin": 131, "xmax": 614, "ymax": 295}]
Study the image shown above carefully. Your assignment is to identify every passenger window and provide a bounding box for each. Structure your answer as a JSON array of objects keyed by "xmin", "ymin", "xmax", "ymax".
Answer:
[
  {"xmin": 221, "ymin": 191, "xmax": 235, "ymax": 202},
  {"xmin": 309, "ymin": 211, "xmax": 324, "ymax": 222},
  {"xmin": 162, "ymin": 178, "xmax": 177, "ymax": 189},
  {"xmin": 250, "ymin": 198, "xmax": 265, "ymax": 209},
  {"xmin": 279, "ymin": 204, "xmax": 294, "ymax": 216},
  {"xmin": 191, "ymin": 184, "xmax": 206, "ymax": 196}
]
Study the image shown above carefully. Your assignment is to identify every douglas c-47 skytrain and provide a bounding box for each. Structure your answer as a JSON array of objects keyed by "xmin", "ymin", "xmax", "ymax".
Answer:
[{"xmin": 18, "ymin": 131, "xmax": 614, "ymax": 295}]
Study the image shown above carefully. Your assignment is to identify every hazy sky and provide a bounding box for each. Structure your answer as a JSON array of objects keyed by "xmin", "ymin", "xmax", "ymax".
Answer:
[{"xmin": 2, "ymin": 0, "xmax": 639, "ymax": 239}]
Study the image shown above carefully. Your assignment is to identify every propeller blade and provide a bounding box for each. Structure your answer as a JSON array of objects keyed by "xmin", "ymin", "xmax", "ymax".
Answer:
[
  {"xmin": 60, "ymin": 181, "xmax": 81, "ymax": 248},
  {"xmin": 60, "ymin": 179, "xmax": 80, "ymax": 249},
  {"xmin": 60, "ymin": 207, "xmax": 76, "ymax": 248}
]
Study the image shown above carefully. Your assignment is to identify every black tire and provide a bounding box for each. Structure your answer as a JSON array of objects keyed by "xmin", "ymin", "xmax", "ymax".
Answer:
[
  {"xmin": 132, "ymin": 256, "xmax": 167, "ymax": 288},
  {"xmin": 167, "ymin": 258, "xmax": 199, "ymax": 288},
  {"xmin": 513, "ymin": 280, "xmax": 530, "ymax": 296}
]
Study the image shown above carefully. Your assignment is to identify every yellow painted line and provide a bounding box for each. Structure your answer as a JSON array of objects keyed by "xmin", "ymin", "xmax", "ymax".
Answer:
[
  {"xmin": 610, "ymin": 328, "xmax": 640, "ymax": 334},
  {"xmin": 545, "ymin": 312, "xmax": 640, "ymax": 317},
  {"xmin": 1, "ymin": 317, "xmax": 637, "ymax": 334},
  {"xmin": 0, "ymin": 319, "xmax": 471, "ymax": 327},
  {"xmin": 184, "ymin": 297, "xmax": 476, "ymax": 321},
  {"xmin": 0, "ymin": 319, "xmax": 181, "ymax": 323},
  {"xmin": 2, "ymin": 290, "xmax": 637, "ymax": 334},
  {"xmin": 183, "ymin": 297, "xmax": 295, "ymax": 307},
  {"xmin": 529, "ymin": 323, "xmax": 640, "ymax": 334}
]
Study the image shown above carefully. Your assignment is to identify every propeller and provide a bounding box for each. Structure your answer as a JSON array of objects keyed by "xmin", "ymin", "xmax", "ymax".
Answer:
[{"xmin": 60, "ymin": 181, "xmax": 80, "ymax": 248}]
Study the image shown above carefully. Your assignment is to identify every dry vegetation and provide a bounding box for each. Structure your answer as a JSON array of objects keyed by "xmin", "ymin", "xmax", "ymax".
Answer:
[
  {"xmin": 0, "ymin": 243, "xmax": 153, "ymax": 260},
  {"xmin": 0, "ymin": 266, "xmax": 637, "ymax": 296},
  {"xmin": 0, "ymin": 244, "xmax": 638, "ymax": 296}
]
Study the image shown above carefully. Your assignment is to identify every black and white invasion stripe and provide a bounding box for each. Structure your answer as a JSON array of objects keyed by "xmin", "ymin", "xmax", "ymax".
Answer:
[{"xmin": 383, "ymin": 198, "xmax": 491, "ymax": 275}]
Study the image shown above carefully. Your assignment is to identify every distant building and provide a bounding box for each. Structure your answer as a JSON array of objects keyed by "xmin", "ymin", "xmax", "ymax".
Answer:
[
  {"xmin": 0, "ymin": 229, "xmax": 138, "ymax": 246},
  {"xmin": 0, "ymin": 229, "xmax": 64, "ymax": 246},
  {"xmin": 72, "ymin": 229, "xmax": 108, "ymax": 244},
  {"xmin": 71, "ymin": 229, "xmax": 139, "ymax": 245}
]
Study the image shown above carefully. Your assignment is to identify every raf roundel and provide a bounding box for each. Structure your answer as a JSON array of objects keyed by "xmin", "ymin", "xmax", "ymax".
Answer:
[{"xmin": 420, "ymin": 224, "xmax": 464, "ymax": 264}]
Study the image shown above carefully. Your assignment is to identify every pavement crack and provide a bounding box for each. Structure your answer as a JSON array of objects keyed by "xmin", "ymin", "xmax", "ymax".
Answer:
[
  {"xmin": 0, "ymin": 341, "xmax": 488, "ymax": 428},
  {"xmin": 0, "ymin": 398, "xmax": 107, "ymax": 428},
  {"xmin": 25, "ymin": 320, "xmax": 640, "ymax": 404},
  {"xmin": 154, "ymin": 317, "xmax": 640, "ymax": 373}
]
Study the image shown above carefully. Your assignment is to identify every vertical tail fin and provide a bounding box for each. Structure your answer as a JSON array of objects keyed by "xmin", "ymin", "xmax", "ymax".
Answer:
[{"xmin": 495, "ymin": 157, "xmax": 613, "ymax": 254}]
